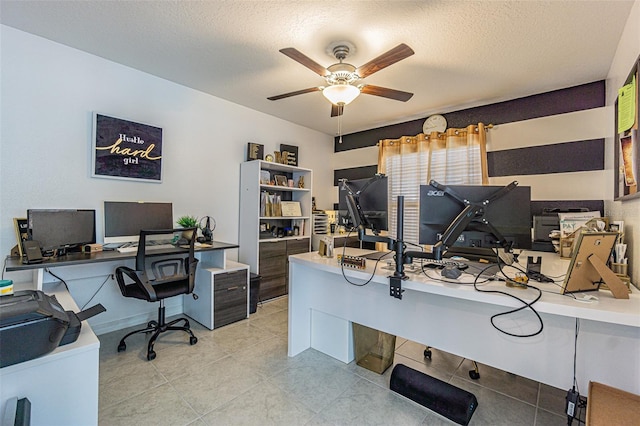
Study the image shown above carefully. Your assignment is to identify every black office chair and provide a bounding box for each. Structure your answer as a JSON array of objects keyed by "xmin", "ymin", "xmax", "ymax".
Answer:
[{"xmin": 115, "ymin": 228, "xmax": 199, "ymax": 361}]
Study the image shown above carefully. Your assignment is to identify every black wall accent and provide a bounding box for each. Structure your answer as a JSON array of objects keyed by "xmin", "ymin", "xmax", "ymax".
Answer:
[
  {"xmin": 488, "ymin": 139, "xmax": 604, "ymax": 177},
  {"xmin": 335, "ymin": 80, "xmax": 605, "ymax": 153},
  {"xmin": 333, "ymin": 165, "xmax": 378, "ymax": 186}
]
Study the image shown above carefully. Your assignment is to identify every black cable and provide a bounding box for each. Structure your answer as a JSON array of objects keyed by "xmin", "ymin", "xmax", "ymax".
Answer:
[
  {"xmin": 339, "ymin": 230, "xmax": 391, "ymax": 287},
  {"xmin": 573, "ymin": 318, "xmax": 580, "ymax": 393},
  {"xmin": 1, "ymin": 256, "xmax": 7, "ymax": 280},
  {"xmin": 81, "ymin": 274, "xmax": 112, "ymax": 310},
  {"xmin": 45, "ymin": 268, "xmax": 70, "ymax": 292},
  {"xmin": 46, "ymin": 268, "xmax": 112, "ymax": 310},
  {"xmin": 472, "ymin": 249, "xmax": 544, "ymax": 338}
]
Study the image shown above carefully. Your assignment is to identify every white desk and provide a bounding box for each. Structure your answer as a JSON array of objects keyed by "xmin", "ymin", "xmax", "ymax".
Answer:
[
  {"xmin": 288, "ymin": 249, "xmax": 640, "ymax": 395},
  {"xmin": 0, "ymin": 282, "xmax": 100, "ymax": 425}
]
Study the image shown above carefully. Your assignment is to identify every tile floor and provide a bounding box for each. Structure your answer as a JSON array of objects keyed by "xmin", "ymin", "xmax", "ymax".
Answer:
[{"xmin": 97, "ymin": 296, "xmax": 574, "ymax": 425}]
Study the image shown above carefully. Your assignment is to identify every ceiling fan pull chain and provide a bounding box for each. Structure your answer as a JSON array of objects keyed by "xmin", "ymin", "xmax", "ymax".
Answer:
[{"xmin": 338, "ymin": 111, "xmax": 343, "ymax": 144}]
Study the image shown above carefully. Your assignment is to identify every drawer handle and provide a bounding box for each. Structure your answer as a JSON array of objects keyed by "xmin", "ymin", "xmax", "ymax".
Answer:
[{"xmin": 227, "ymin": 286, "xmax": 238, "ymax": 291}]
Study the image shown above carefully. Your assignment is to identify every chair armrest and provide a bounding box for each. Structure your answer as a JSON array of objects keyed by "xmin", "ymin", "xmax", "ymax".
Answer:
[{"xmin": 115, "ymin": 265, "xmax": 158, "ymax": 302}]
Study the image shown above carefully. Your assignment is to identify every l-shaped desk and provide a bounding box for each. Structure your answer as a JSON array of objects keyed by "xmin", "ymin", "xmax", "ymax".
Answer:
[
  {"xmin": 287, "ymin": 249, "xmax": 640, "ymax": 395},
  {"xmin": 1, "ymin": 241, "xmax": 239, "ymax": 426}
]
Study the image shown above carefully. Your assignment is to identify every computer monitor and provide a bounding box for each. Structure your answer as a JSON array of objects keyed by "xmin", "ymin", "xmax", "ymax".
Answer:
[
  {"xmin": 103, "ymin": 201, "xmax": 173, "ymax": 244},
  {"xmin": 27, "ymin": 209, "xmax": 96, "ymax": 254},
  {"xmin": 338, "ymin": 176, "xmax": 388, "ymax": 233},
  {"xmin": 419, "ymin": 182, "xmax": 532, "ymax": 259}
]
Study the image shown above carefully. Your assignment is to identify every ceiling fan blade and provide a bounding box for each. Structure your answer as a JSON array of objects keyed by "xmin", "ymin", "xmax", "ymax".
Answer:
[
  {"xmin": 361, "ymin": 85, "xmax": 414, "ymax": 102},
  {"xmin": 279, "ymin": 48, "xmax": 329, "ymax": 77},
  {"xmin": 356, "ymin": 43, "xmax": 415, "ymax": 78},
  {"xmin": 267, "ymin": 87, "xmax": 321, "ymax": 101},
  {"xmin": 330, "ymin": 104, "xmax": 344, "ymax": 117}
]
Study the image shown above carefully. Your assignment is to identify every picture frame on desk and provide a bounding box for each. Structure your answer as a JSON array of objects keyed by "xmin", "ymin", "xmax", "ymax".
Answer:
[
  {"xmin": 92, "ymin": 112, "xmax": 163, "ymax": 183},
  {"xmin": 561, "ymin": 232, "xmax": 628, "ymax": 299},
  {"xmin": 13, "ymin": 218, "xmax": 28, "ymax": 258}
]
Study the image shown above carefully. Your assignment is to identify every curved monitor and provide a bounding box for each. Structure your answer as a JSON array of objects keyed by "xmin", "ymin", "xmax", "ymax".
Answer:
[{"xmin": 419, "ymin": 183, "xmax": 532, "ymax": 257}]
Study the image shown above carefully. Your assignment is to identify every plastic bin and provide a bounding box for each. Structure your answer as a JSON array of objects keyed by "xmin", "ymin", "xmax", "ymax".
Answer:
[
  {"xmin": 352, "ymin": 322, "xmax": 396, "ymax": 374},
  {"xmin": 249, "ymin": 273, "xmax": 261, "ymax": 314}
]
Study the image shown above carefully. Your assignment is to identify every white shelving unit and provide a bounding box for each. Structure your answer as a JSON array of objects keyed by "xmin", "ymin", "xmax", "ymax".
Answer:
[{"xmin": 239, "ymin": 160, "xmax": 312, "ymax": 299}]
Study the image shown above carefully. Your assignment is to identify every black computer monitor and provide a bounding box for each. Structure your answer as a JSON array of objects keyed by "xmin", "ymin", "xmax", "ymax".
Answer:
[
  {"xmin": 338, "ymin": 176, "xmax": 388, "ymax": 233},
  {"xmin": 419, "ymin": 182, "xmax": 531, "ymax": 259},
  {"xmin": 27, "ymin": 209, "xmax": 96, "ymax": 254},
  {"xmin": 103, "ymin": 201, "xmax": 173, "ymax": 244}
]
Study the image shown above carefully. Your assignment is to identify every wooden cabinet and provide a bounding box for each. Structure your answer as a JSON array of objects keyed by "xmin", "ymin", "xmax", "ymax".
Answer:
[
  {"xmin": 239, "ymin": 160, "xmax": 312, "ymax": 300},
  {"xmin": 184, "ymin": 261, "xmax": 248, "ymax": 329},
  {"xmin": 258, "ymin": 240, "xmax": 286, "ymax": 300}
]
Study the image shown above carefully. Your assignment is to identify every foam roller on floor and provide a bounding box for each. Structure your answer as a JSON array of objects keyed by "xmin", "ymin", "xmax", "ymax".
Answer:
[{"xmin": 390, "ymin": 363, "xmax": 478, "ymax": 425}]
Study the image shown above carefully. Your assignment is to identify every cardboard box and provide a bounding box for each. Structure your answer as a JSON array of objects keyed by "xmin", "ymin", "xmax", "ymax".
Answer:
[{"xmin": 586, "ymin": 382, "xmax": 640, "ymax": 425}]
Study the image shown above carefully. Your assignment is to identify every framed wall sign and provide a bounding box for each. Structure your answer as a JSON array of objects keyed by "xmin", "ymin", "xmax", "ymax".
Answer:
[
  {"xmin": 92, "ymin": 113, "xmax": 163, "ymax": 182},
  {"xmin": 280, "ymin": 144, "xmax": 298, "ymax": 166}
]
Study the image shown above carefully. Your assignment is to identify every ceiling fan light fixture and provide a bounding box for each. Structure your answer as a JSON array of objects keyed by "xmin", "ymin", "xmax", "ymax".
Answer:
[{"xmin": 322, "ymin": 84, "xmax": 360, "ymax": 105}]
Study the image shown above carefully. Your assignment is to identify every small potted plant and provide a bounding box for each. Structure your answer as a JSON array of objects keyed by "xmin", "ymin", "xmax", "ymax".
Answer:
[{"xmin": 176, "ymin": 215, "xmax": 199, "ymax": 240}]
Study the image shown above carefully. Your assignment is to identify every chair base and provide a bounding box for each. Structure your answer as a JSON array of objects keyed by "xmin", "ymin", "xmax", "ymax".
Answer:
[{"xmin": 117, "ymin": 301, "xmax": 197, "ymax": 361}]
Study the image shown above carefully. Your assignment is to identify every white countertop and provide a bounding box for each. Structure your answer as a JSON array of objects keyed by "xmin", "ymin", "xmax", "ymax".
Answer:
[{"xmin": 290, "ymin": 249, "xmax": 640, "ymax": 328}]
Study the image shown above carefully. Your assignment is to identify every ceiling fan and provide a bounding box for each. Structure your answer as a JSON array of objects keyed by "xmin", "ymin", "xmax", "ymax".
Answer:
[{"xmin": 268, "ymin": 42, "xmax": 415, "ymax": 117}]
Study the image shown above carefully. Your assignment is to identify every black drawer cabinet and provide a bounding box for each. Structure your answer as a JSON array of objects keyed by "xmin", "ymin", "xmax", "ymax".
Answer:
[
  {"xmin": 259, "ymin": 240, "xmax": 286, "ymax": 259},
  {"xmin": 213, "ymin": 270, "xmax": 248, "ymax": 328},
  {"xmin": 184, "ymin": 262, "xmax": 249, "ymax": 330},
  {"xmin": 257, "ymin": 237, "xmax": 310, "ymax": 300},
  {"xmin": 259, "ymin": 241, "xmax": 287, "ymax": 300},
  {"xmin": 259, "ymin": 273, "xmax": 286, "ymax": 301}
]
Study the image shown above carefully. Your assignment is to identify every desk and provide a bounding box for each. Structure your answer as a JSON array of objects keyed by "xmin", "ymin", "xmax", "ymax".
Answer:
[
  {"xmin": 5, "ymin": 241, "xmax": 238, "ymax": 287},
  {"xmin": 0, "ymin": 282, "xmax": 100, "ymax": 425},
  {"xmin": 288, "ymin": 249, "xmax": 640, "ymax": 395},
  {"xmin": 4, "ymin": 241, "xmax": 239, "ymax": 335}
]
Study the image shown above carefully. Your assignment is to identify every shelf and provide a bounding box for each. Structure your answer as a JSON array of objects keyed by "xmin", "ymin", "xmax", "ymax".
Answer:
[
  {"xmin": 260, "ymin": 216, "xmax": 309, "ymax": 220},
  {"xmin": 259, "ymin": 236, "xmax": 310, "ymax": 243},
  {"xmin": 260, "ymin": 184, "xmax": 310, "ymax": 192},
  {"xmin": 257, "ymin": 160, "xmax": 312, "ymax": 173}
]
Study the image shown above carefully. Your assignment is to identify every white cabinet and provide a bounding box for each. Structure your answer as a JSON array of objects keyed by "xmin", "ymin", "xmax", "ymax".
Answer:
[
  {"xmin": 184, "ymin": 260, "xmax": 249, "ymax": 330},
  {"xmin": 239, "ymin": 160, "xmax": 312, "ymax": 299}
]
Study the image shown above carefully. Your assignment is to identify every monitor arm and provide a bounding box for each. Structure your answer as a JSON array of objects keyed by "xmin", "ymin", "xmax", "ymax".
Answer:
[
  {"xmin": 405, "ymin": 180, "xmax": 519, "ymax": 262},
  {"xmin": 341, "ymin": 174, "xmax": 386, "ymax": 235}
]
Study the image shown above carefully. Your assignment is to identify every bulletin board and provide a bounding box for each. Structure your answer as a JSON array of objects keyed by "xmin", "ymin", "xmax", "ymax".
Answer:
[{"xmin": 614, "ymin": 55, "xmax": 640, "ymax": 201}]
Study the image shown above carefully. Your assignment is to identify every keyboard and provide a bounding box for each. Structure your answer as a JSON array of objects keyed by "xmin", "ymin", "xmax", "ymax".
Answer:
[{"xmin": 117, "ymin": 244, "xmax": 176, "ymax": 253}]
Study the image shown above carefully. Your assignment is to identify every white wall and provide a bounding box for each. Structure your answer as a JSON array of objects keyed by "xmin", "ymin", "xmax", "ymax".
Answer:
[
  {"xmin": 0, "ymin": 26, "xmax": 334, "ymax": 332},
  {"xmin": 605, "ymin": 0, "xmax": 640, "ymax": 286},
  {"xmin": 0, "ymin": 25, "xmax": 334, "ymax": 255}
]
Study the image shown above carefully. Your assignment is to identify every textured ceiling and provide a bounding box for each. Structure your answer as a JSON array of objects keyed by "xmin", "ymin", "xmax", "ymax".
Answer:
[{"xmin": 0, "ymin": 1, "xmax": 634, "ymax": 136}]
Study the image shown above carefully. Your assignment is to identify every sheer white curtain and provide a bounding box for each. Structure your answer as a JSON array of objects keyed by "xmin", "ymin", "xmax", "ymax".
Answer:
[{"xmin": 378, "ymin": 124, "xmax": 489, "ymax": 246}]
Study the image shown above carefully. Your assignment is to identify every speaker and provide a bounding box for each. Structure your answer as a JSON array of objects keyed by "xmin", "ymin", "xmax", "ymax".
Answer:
[{"xmin": 390, "ymin": 364, "xmax": 478, "ymax": 426}]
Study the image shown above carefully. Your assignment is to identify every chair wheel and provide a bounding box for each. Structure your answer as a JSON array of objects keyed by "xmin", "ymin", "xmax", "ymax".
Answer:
[
  {"xmin": 190, "ymin": 336, "xmax": 198, "ymax": 345},
  {"xmin": 147, "ymin": 350, "xmax": 156, "ymax": 361},
  {"xmin": 117, "ymin": 342, "xmax": 126, "ymax": 352},
  {"xmin": 424, "ymin": 349, "xmax": 432, "ymax": 359},
  {"xmin": 469, "ymin": 370, "xmax": 480, "ymax": 380}
]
